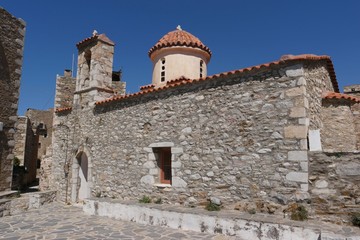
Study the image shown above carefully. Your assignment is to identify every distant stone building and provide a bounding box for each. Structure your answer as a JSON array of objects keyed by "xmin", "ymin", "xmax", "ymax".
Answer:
[
  {"xmin": 0, "ymin": 7, "xmax": 26, "ymax": 192},
  {"xmin": 13, "ymin": 109, "xmax": 53, "ymax": 188},
  {"xmin": 49, "ymin": 27, "xmax": 360, "ymax": 223}
]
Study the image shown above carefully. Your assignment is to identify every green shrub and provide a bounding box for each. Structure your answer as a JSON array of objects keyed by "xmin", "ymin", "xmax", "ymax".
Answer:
[
  {"xmin": 291, "ymin": 205, "xmax": 308, "ymax": 221},
  {"xmin": 248, "ymin": 208, "xmax": 256, "ymax": 214},
  {"xmin": 351, "ymin": 213, "xmax": 360, "ymax": 227},
  {"xmin": 13, "ymin": 157, "xmax": 20, "ymax": 167},
  {"xmin": 139, "ymin": 195, "xmax": 151, "ymax": 203},
  {"xmin": 205, "ymin": 202, "xmax": 220, "ymax": 211}
]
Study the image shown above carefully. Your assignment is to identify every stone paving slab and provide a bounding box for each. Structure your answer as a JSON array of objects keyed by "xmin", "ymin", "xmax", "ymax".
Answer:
[{"xmin": 0, "ymin": 203, "xmax": 236, "ymax": 240}]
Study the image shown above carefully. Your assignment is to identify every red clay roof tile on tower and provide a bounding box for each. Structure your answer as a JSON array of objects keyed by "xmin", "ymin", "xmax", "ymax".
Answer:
[
  {"xmin": 76, "ymin": 33, "xmax": 115, "ymax": 49},
  {"xmin": 322, "ymin": 91, "xmax": 360, "ymax": 103},
  {"xmin": 148, "ymin": 26, "xmax": 211, "ymax": 58},
  {"xmin": 55, "ymin": 107, "xmax": 72, "ymax": 113},
  {"xmin": 95, "ymin": 54, "xmax": 339, "ymax": 106}
]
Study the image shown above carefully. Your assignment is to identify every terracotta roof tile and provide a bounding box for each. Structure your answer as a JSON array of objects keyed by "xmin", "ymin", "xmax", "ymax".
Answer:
[
  {"xmin": 55, "ymin": 107, "xmax": 72, "ymax": 113},
  {"xmin": 148, "ymin": 28, "xmax": 211, "ymax": 58},
  {"xmin": 95, "ymin": 54, "xmax": 339, "ymax": 106},
  {"xmin": 322, "ymin": 91, "xmax": 360, "ymax": 103},
  {"xmin": 76, "ymin": 33, "xmax": 115, "ymax": 49},
  {"xmin": 140, "ymin": 84, "xmax": 155, "ymax": 91}
]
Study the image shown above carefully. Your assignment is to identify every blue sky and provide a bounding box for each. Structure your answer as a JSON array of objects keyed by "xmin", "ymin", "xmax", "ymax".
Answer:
[{"xmin": 2, "ymin": 1, "xmax": 359, "ymax": 115}]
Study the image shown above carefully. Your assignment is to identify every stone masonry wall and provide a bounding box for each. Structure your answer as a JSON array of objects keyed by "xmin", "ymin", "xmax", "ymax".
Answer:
[
  {"xmin": 0, "ymin": 8, "xmax": 26, "ymax": 191},
  {"xmin": 55, "ymin": 70, "xmax": 75, "ymax": 109},
  {"xmin": 320, "ymin": 100, "xmax": 357, "ymax": 152},
  {"xmin": 13, "ymin": 117, "xmax": 27, "ymax": 165},
  {"xmin": 352, "ymin": 103, "xmax": 360, "ymax": 150},
  {"xmin": 304, "ymin": 61, "xmax": 335, "ymax": 131},
  {"xmin": 52, "ymin": 61, "xmax": 333, "ymax": 207},
  {"xmin": 309, "ymin": 152, "xmax": 360, "ymax": 224},
  {"xmin": 344, "ymin": 84, "xmax": 360, "ymax": 98},
  {"xmin": 25, "ymin": 108, "xmax": 53, "ymax": 159}
]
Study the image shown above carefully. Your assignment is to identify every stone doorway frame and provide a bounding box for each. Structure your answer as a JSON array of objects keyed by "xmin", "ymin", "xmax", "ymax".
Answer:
[{"xmin": 71, "ymin": 146, "xmax": 93, "ymax": 203}]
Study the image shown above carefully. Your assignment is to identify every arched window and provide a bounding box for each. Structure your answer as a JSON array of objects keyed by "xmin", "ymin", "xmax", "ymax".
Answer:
[{"xmin": 200, "ymin": 60, "xmax": 204, "ymax": 78}]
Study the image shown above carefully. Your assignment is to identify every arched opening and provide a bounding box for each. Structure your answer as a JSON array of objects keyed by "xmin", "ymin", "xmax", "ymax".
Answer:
[{"xmin": 72, "ymin": 151, "xmax": 91, "ymax": 202}]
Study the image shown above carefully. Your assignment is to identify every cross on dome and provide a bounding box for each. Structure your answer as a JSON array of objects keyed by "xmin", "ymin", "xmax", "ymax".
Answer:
[{"xmin": 176, "ymin": 25, "xmax": 182, "ymax": 31}]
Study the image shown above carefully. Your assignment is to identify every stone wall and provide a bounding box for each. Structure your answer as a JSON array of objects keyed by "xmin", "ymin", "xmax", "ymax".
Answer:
[
  {"xmin": 309, "ymin": 152, "xmax": 360, "ymax": 224},
  {"xmin": 13, "ymin": 117, "xmax": 27, "ymax": 165},
  {"xmin": 51, "ymin": 60, "xmax": 334, "ymax": 207},
  {"xmin": 25, "ymin": 108, "xmax": 53, "ymax": 160},
  {"xmin": 320, "ymin": 99, "xmax": 357, "ymax": 152},
  {"xmin": 344, "ymin": 84, "xmax": 360, "ymax": 98},
  {"xmin": 352, "ymin": 103, "xmax": 360, "ymax": 150},
  {"xmin": 0, "ymin": 8, "xmax": 26, "ymax": 191},
  {"xmin": 55, "ymin": 70, "xmax": 76, "ymax": 109},
  {"xmin": 304, "ymin": 61, "xmax": 335, "ymax": 131}
]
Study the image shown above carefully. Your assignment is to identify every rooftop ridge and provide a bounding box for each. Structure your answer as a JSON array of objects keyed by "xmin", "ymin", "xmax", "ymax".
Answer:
[{"xmin": 94, "ymin": 54, "xmax": 339, "ymax": 107}]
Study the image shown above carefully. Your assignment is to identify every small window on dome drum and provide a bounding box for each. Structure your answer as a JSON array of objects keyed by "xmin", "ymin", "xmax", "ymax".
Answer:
[{"xmin": 200, "ymin": 60, "xmax": 204, "ymax": 78}]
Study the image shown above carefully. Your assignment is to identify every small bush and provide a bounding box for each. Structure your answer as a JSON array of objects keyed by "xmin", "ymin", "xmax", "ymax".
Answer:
[
  {"xmin": 351, "ymin": 213, "xmax": 360, "ymax": 227},
  {"xmin": 205, "ymin": 202, "xmax": 220, "ymax": 211},
  {"xmin": 13, "ymin": 157, "xmax": 20, "ymax": 167},
  {"xmin": 291, "ymin": 205, "xmax": 308, "ymax": 221},
  {"xmin": 139, "ymin": 195, "xmax": 151, "ymax": 203},
  {"xmin": 248, "ymin": 208, "xmax": 256, "ymax": 214}
]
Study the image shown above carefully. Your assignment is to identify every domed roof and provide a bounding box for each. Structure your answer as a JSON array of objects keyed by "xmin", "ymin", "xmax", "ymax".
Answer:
[{"xmin": 148, "ymin": 26, "xmax": 212, "ymax": 58}]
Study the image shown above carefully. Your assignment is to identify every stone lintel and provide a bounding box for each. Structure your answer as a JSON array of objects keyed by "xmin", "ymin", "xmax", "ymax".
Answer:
[{"xmin": 149, "ymin": 142, "xmax": 174, "ymax": 148}]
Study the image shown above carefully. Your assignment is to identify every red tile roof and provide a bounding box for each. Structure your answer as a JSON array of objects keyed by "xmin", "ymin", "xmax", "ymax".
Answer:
[
  {"xmin": 140, "ymin": 84, "xmax": 155, "ymax": 91},
  {"xmin": 322, "ymin": 91, "xmax": 360, "ymax": 103},
  {"xmin": 76, "ymin": 33, "xmax": 115, "ymax": 49},
  {"xmin": 148, "ymin": 28, "xmax": 211, "ymax": 58},
  {"xmin": 55, "ymin": 107, "xmax": 72, "ymax": 113},
  {"xmin": 93, "ymin": 54, "xmax": 338, "ymax": 106}
]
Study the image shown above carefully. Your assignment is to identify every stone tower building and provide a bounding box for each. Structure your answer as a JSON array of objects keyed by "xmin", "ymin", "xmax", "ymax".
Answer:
[
  {"xmin": 0, "ymin": 8, "xmax": 26, "ymax": 192},
  {"xmin": 74, "ymin": 33, "xmax": 117, "ymax": 108}
]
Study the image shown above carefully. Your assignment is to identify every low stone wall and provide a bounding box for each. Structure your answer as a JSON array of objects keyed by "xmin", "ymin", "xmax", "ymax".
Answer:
[
  {"xmin": 84, "ymin": 198, "xmax": 360, "ymax": 240},
  {"xmin": 0, "ymin": 199, "xmax": 11, "ymax": 217},
  {"xmin": 0, "ymin": 190, "xmax": 57, "ymax": 216},
  {"xmin": 309, "ymin": 152, "xmax": 360, "ymax": 224}
]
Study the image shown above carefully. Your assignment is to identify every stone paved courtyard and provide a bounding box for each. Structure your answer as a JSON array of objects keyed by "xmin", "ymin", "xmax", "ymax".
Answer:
[{"xmin": 0, "ymin": 203, "xmax": 236, "ymax": 240}]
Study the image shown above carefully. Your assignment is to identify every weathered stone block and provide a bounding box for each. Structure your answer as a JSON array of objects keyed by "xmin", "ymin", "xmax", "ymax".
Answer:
[
  {"xmin": 315, "ymin": 179, "xmax": 328, "ymax": 189},
  {"xmin": 285, "ymin": 86, "xmax": 306, "ymax": 97},
  {"xmin": 300, "ymin": 162, "xmax": 308, "ymax": 171},
  {"xmin": 284, "ymin": 125, "xmax": 307, "ymax": 139},
  {"xmin": 286, "ymin": 172, "xmax": 308, "ymax": 183},
  {"xmin": 172, "ymin": 177, "xmax": 187, "ymax": 188},
  {"xmin": 308, "ymin": 129, "xmax": 322, "ymax": 151},
  {"xmin": 140, "ymin": 175, "xmax": 154, "ymax": 185},
  {"xmin": 288, "ymin": 151, "xmax": 308, "ymax": 161},
  {"xmin": 289, "ymin": 107, "xmax": 306, "ymax": 118}
]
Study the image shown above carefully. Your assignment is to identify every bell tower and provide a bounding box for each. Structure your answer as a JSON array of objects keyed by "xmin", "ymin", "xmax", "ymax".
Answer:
[{"xmin": 74, "ymin": 31, "xmax": 115, "ymax": 107}]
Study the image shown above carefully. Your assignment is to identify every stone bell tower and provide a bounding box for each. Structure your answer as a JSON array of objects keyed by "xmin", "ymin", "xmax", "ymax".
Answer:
[{"xmin": 74, "ymin": 31, "xmax": 115, "ymax": 107}]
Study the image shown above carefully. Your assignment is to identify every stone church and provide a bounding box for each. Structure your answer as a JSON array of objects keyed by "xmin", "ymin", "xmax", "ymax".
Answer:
[{"xmin": 49, "ymin": 26, "xmax": 360, "ymax": 222}]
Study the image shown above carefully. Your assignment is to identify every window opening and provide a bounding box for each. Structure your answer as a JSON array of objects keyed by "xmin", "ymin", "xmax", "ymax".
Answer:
[
  {"xmin": 160, "ymin": 58, "xmax": 166, "ymax": 82},
  {"xmin": 157, "ymin": 147, "xmax": 171, "ymax": 184},
  {"xmin": 200, "ymin": 60, "xmax": 204, "ymax": 78}
]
